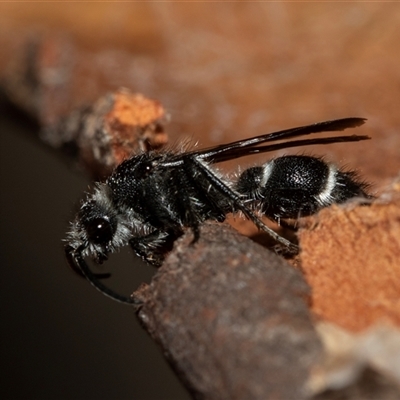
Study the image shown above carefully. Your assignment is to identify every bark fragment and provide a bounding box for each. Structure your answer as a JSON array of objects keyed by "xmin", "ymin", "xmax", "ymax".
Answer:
[
  {"xmin": 43, "ymin": 88, "xmax": 168, "ymax": 179},
  {"xmin": 299, "ymin": 182, "xmax": 400, "ymax": 332},
  {"xmin": 134, "ymin": 222, "xmax": 322, "ymax": 400}
]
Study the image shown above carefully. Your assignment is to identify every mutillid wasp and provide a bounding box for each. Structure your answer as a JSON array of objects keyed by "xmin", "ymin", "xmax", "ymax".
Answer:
[{"xmin": 65, "ymin": 118, "xmax": 371, "ymax": 304}]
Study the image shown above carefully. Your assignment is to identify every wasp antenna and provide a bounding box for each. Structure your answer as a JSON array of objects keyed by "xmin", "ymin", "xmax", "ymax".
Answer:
[
  {"xmin": 65, "ymin": 245, "xmax": 111, "ymax": 279},
  {"xmin": 65, "ymin": 246, "xmax": 138, "ymax": 305}
]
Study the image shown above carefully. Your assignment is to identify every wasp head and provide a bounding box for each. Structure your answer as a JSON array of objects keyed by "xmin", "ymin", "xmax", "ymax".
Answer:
[{"xmin": 65, "ymin": 184, "xmax": 134, "ymax": 263}]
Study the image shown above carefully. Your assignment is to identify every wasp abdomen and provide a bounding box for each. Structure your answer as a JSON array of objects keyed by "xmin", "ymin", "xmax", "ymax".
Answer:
[{"xmin": 236, "ymin": 155, "xmax": 369, "ymax": 220}]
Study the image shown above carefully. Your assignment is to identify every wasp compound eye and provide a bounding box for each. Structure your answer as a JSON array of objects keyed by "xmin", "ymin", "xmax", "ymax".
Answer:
[
  {"xmin": 78, "ymin": 199, "xmax": 118, "ymax": 246},
  {"xmin": 86, "ymin": 217, "xmax": 115, "ymax": 244}
]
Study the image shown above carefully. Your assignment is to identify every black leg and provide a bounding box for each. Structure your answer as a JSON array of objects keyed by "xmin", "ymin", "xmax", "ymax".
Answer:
[
  {"xmin": 129, "ymin": 229, "xmax": 179, "ymax": 267},
  {"xmin": 186, "ymin": 157, "xmax": 299, "ymax": 254}
]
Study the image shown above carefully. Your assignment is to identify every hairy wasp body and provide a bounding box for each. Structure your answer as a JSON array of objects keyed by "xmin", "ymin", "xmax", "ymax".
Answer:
[{"xmin": 65, "ymin": 118, "xmax": 370, "ymax": 304}]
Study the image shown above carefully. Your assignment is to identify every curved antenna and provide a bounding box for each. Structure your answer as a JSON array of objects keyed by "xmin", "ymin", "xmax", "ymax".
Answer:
[{"xmin": 65, "ymin": 246, "xmax": 139, "ymax": 305}]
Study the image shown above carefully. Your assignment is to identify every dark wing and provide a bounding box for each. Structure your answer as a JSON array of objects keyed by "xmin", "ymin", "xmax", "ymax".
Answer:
[
  {"xmin": 191, "ymin": 117, "xmax": 368, "ymax": 164},
  {"xmin": 201, "ymin": 133, "xmax": 370, "ymax": 164}
]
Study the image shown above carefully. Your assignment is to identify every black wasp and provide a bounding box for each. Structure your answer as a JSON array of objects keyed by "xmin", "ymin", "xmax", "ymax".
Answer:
[{"xmin": 65, "ymin": 118, "xmax": 371, "ymax": 305}]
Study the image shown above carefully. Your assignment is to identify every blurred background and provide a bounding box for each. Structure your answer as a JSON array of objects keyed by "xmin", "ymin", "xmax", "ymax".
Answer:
[{"xmin": 1, "ymin": 3, "xmax": 399, "ymax": 399}]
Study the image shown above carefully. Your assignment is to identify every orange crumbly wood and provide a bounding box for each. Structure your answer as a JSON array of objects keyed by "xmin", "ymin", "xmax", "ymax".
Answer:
[
  {"xmin": 109, "ymin": 91, "xmax": 166, "ymax": 127},
  {"xmin": 105, "ymin": 90, "xmax": 168, "ymax": 165},
  {"xmin": 77, "ymin": 89, "xmax": 169, "ymax": 179},
  {"xmin": 299, "ymin": 184, "xmax": 400, "ymax": 332}
]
